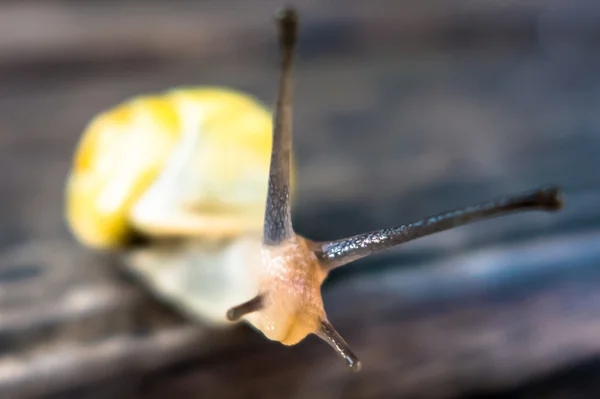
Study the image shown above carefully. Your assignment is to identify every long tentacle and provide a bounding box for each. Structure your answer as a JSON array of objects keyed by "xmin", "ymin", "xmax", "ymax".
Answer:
[
  {"xmin": 315, "ymin": 186, "xmax": 563, "ymax": 271},
  {"xmin": 263, "ymin": 7, "xmax": 298, "ymax": 245}
]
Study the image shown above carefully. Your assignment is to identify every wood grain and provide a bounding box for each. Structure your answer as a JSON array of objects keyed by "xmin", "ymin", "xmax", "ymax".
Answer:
[{"xmin": 1, "ymin": 1, "xmax": 600, "ymax": 398}]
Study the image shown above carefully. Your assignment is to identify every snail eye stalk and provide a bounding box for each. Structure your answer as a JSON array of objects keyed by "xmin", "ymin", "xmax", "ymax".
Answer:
[
  {"xmin": 315, "ymin": 186, "xmax": 563, "ymax": 270},
  {"xmin": 263, "ymin": 6, "xmax": 298, "ymax": 246}
]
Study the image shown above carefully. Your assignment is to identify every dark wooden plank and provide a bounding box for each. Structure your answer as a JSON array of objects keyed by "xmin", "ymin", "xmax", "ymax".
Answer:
[{"xmin": 1, "ymin": 1, "xmax": 600, "ymax": 398}]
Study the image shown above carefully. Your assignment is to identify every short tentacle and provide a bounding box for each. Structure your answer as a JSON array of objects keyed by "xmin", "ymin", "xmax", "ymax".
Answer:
[
  {"xmin": 315, "ymin": 319, "xmax": 362, "ymax": 371},
  {"xmin": 226, "ymin": 294, "xmax": 265, "ymax": 321}
]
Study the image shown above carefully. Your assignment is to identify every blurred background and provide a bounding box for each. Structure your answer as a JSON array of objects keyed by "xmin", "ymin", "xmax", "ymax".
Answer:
[{"xmin": 1, "ymin": 0, "xmax": 600, "ymax": 398}]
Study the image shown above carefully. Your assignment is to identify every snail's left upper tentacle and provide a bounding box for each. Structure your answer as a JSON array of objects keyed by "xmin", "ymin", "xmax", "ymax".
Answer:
[{"xmin": 315, "ymin": 186, "xmax": 563, "ymax": 271}]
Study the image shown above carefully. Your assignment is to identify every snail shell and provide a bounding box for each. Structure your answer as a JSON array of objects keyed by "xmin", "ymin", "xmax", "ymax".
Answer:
[{"xmin": 65, "ymin": 87, "xmax": 292, "ymax": 324}]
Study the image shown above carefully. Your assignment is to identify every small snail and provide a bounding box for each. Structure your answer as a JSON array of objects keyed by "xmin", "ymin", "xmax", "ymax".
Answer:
[{"xmin": 65, "ymin": 6, "xmax": 563, "ymax": 371}]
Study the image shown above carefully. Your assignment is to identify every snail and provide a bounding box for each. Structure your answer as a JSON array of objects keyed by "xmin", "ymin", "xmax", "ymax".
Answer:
[{"xmin": 65, "ymin": 6, "xmax": 563, "ymax": 372}]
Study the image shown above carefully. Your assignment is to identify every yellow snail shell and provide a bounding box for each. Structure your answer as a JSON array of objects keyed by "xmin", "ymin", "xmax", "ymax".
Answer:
[
  {"xmin": 65, "ymin": 87, "xmax": 292, "ymax": 324},
  {"xmin": 64, "ymin": 6, "xmax": 563, "ymax": 370}
]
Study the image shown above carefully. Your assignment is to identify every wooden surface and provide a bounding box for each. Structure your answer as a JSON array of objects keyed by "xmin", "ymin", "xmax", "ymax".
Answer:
[{"xmin": 1, "ymin": 1, "xmax": 600, "ymax": 398}]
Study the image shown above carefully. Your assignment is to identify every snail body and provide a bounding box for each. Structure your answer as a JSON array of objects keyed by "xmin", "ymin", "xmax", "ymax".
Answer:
[{"xmin": 125, "ymin": 235, "xmax": 263, "ymax": 325}]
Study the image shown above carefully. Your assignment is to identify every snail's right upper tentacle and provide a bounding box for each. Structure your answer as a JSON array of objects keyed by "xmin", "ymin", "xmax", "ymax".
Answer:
[{"xmin": 263, "ymin": 7, "xmax": 298, "ymax": 246}]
